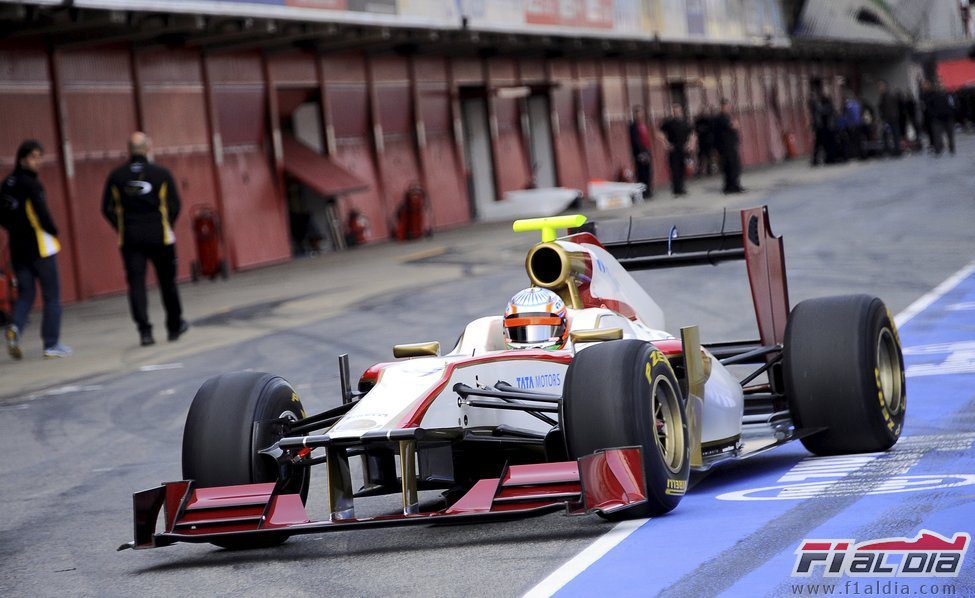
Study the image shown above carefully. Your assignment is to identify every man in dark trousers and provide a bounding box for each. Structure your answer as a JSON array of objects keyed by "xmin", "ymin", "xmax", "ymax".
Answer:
[
  {"xmin": 628, "ymin": 105, "xmax": 654, "ymax": 199},
  {"xmin": 923, "ymin": 80, "xmax": 956, "ymax": 156},
  {"xmin": 1, "ymin": 140, "xmax": 71, "ymax": 359},
  {"xmin": 656, "ymin": 102, "xmax": 695, "ymax": 196},
  {"xmin": 809, "ymin": 90, "xmax": 836, "ymax": 165},
  {"xmin": 102, "ymin": 132, "xmax": 188, "ymax": 346},
  {"xmin": 713, "ymin": 98, "xmax": 744, "ymax": 194},
  {"xmin": 876, "ymin": 80, "xmax": 902, "ymax": 157},
  {"xmin": 693, "ymin": 105, "xmax": 715, "ymax": 176}
]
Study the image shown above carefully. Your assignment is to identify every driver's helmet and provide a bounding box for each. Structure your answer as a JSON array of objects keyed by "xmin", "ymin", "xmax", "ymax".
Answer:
[{"xmin": 503, "ymin": 287, "xmax": 568, "ymax": 350}]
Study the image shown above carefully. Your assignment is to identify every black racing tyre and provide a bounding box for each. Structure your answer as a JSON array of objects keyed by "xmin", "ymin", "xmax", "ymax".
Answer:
[
  {"xmin": 182, "ymin": 372, "xmax": 310, "ymax": 549},
  {"xmin": 783, "ymin": 294, "xmax": 906, "ymax": 456},
  {"xmin": 562, "ymin": 339, "xmax": 690, "ymax": 519}
]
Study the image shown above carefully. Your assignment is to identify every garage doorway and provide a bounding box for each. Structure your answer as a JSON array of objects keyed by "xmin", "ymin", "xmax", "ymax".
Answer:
[
  {"xmin": 460, "ymin": 93, "xmax": 496, "ymax": 218},
  {"xmin": 280, "ymin": 97, "xmax": 366, "ymax": 254},
  {"xmin": 527, "ymin": 93, "xmax": 557, "ymax": 188}
]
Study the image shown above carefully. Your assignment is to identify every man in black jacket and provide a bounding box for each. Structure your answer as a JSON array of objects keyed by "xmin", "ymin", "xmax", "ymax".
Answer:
[
  {"xmin": 1, "ymin": 140, "xmax": 71, "ymax": 359},
  {"xmin": 102, "ymin": 132, "xmax": 187, "ymax": 346},
  {"xmin": 877, "ymin": 80, "xmax": 903, "ymax": 157},
  {"xmin": 713, "ymin": 98, "xmax": 745, "ymax": 194},
  {"xmin": 628, "ymin": 105, "xmax": 654, "ymax": 199},
  {"xmin": 693, "ymin": 106, "xmax": 715, "ymax": 176},
  {"xmin": 656, "ymin": 103, "xmax": 695, "ymax": 196},
  {"xmin": 923, "ymin": 80, "xmax": 956, "ymax": 156}
]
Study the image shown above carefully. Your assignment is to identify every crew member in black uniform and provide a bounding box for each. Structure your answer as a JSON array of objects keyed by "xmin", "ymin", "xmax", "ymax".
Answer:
[
  {"xmin": 102, "ymin": 132, "xmax": 188, "ymax": 346},
  {"xmin": 693, "ymin": 105, "xmax": 715, "ymax": 176},
  {"xmin": 628, "ymin": 105, "xmax": 654, "ymax": 199},
  {"xmin": 1, "ymin": 140, "xmax": 71, "ymax": 359},
  {"xmin": 656, "ymin": 103, "xmax": 695, "ymax": 196},
  {"xmin": 713, "ymin": 98, "xmax": 745, "ymax": 194}
]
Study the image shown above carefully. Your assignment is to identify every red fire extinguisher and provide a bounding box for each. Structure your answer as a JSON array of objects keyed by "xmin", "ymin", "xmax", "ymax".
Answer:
[
  {"xmin": 783, "ymin": 132, "xmax": 798, "ymax": 160},
  {"xmin": 345, "ymin": 209, "xmax": 369, "ymax": 247},
  {"xmin": 190, "ymin": 205, "xmax": 229, "ymax": 282},
  {"xmin": 395, "ymin": 182, "xmax": 431, "ymax": 242}
]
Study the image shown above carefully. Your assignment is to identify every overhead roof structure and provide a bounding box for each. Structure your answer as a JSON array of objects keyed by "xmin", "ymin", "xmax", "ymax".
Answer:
[
  {"xmin": 5, "ymin": 0, "xmax": 959, "ymax": 60},
  {"xmin": 0, "ymin": 0, "xmax": 807, "ymax": 59},
  {"xmin": 792, "ymin": 0, "xmax": 967, "ymax": 48}
]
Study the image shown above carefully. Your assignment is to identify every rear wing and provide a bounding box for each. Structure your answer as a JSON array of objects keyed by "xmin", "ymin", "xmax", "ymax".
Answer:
[{"xmin": 574, "ymin": 206, "xmax": 790, "ymax": 346}]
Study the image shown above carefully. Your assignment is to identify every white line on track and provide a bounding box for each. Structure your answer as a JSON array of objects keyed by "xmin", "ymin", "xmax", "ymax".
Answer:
[
  {"xmin": 522, "ymin": 258, "xmax": 975, "ymax": 598},
  {"xmin": 138, "ymin": 363, "xmax": 184, "ymax": 372},
  {"xmin": 523, "ymin": 518, "xmax": 649, "ymax": 598},
  {"xmin": 894, "ymin": 258, "xmax": 975, "ymax": 328}
]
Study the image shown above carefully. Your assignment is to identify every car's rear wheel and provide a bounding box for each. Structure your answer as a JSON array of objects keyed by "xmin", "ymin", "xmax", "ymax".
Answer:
[
  {"xmin": 783, "ymin": 294, "xmax": 906, "ymax": 455},
  {"xmin": 562, "ymin": 339, "xmax": 690, "ymax": 519},
  {"xmin": 182, "ymin": 371, "xmax": 310, "ymax": 549}
]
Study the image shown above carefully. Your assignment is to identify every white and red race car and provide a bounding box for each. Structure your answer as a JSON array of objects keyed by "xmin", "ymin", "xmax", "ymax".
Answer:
[{"xmin": 122, "ymin": 206, "xmax": 905, "ymax": 551}]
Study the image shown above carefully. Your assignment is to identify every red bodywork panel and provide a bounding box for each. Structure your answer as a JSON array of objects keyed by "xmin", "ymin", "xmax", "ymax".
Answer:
[{"xmin": 126, "ymin": 448, "xmax": 647, "ymax": 549}]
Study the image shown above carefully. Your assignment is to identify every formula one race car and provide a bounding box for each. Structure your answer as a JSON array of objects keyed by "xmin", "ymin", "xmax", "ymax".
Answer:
[{"xmin": 121, "ymin": 206, "xmax": 906, "ymax": 551}]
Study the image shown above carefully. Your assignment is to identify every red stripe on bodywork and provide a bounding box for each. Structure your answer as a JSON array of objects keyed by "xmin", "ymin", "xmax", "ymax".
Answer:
[
  {"xmin": 651, "ymin": 338, "xmax": 684, "ymax": 356},
  {"xmin": 801, "ymin": 542, "xmax": 833, "ymax": 551}
]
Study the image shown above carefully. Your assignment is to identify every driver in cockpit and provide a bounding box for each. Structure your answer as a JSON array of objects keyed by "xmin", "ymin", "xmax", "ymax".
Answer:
[{"xmin": 502, "ymin": 287, "xmax": 568, "ymax": 351}]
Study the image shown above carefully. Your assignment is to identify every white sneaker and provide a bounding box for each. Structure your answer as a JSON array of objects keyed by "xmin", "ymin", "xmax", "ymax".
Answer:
[
  {"xmin": 43, "ymin": 343, "xmax": 73, "ymax": 359},
  {"xmin": 5, "ymin": 325, "xmax": 21, "ymax": 360}
]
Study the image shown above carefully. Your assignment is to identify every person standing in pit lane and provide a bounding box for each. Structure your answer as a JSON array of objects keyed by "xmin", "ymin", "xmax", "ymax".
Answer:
[
  {"xmin": 694, "ymin": 105, "xmax": 716, "ymax": 176},
  {"xmin": 713, "ymin": 98, "xmax": 745, "ymax": 194},
  {"xmin": 102, "ymin": 132, "xmax": 188, "ymax": 347},
  {"xmin": 1, "ymin": 140, "xmax": 71, "ymax": 359},
  {"xmin": 656, "ymin": 102, "xmax": 695, "ymax": 196},
  {"xmin": 628, "ymin": 105, "xmax": 654, "ymax": 199}
]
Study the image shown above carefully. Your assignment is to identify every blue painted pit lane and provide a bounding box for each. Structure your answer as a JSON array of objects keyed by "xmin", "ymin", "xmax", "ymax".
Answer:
[{"xmin": 549, "ymin": 266, "xmax": 975, "ymax": 597}]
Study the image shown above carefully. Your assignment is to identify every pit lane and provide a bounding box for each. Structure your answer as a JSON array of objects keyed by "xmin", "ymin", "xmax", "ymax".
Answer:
[{"xmin": 2, "ymin": 138, "xmax": 974, "ymax": 597}]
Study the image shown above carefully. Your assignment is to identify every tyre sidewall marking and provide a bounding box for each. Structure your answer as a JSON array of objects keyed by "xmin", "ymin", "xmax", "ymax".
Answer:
[{"xmin": 640, "ymin": 346, "xmax": 689, "ymax": 500}]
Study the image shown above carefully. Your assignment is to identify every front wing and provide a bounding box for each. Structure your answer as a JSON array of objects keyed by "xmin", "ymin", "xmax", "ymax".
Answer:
[{"xmin": 120, "ymin": 447, "xmax": 647, "ymax": 550}]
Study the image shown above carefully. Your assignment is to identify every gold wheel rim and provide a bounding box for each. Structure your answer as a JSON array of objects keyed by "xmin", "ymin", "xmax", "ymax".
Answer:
[
  {"xmin": 651, "ymin": 376, "xmax": 685, "ymax": 474},
  {"xmin": 877, "ymin": 327, "xmax": 904, "ymax": 415}
]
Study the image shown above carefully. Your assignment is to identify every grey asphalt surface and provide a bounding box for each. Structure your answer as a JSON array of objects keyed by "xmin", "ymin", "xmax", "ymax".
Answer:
[{"xmin": 1, "ymin": 136, "xmax": 974, "ymax": 597}]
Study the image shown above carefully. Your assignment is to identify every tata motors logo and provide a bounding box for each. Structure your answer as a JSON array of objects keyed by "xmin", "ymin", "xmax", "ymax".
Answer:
[{"xmin": 792, "ymin": 531, "xmax": 970, "ymax": 578}]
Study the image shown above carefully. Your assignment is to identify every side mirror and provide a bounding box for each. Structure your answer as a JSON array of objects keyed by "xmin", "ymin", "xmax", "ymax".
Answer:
[
  {"xmin": 393, "ymin": 341, "xmax": 441, "ymax": 358},
  {"xmin": 569, "ymin": 327, "xmax": 623, "ymax": 344}
]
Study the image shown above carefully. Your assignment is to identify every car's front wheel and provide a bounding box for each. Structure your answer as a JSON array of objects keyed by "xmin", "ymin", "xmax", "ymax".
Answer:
[
  {"xmin": 561, "ymin": 339, "xmax": 690, "ymax": 519},
  {"xmin": 182, "ymin": 371, "xmax": 310, "ymax": 549}
]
